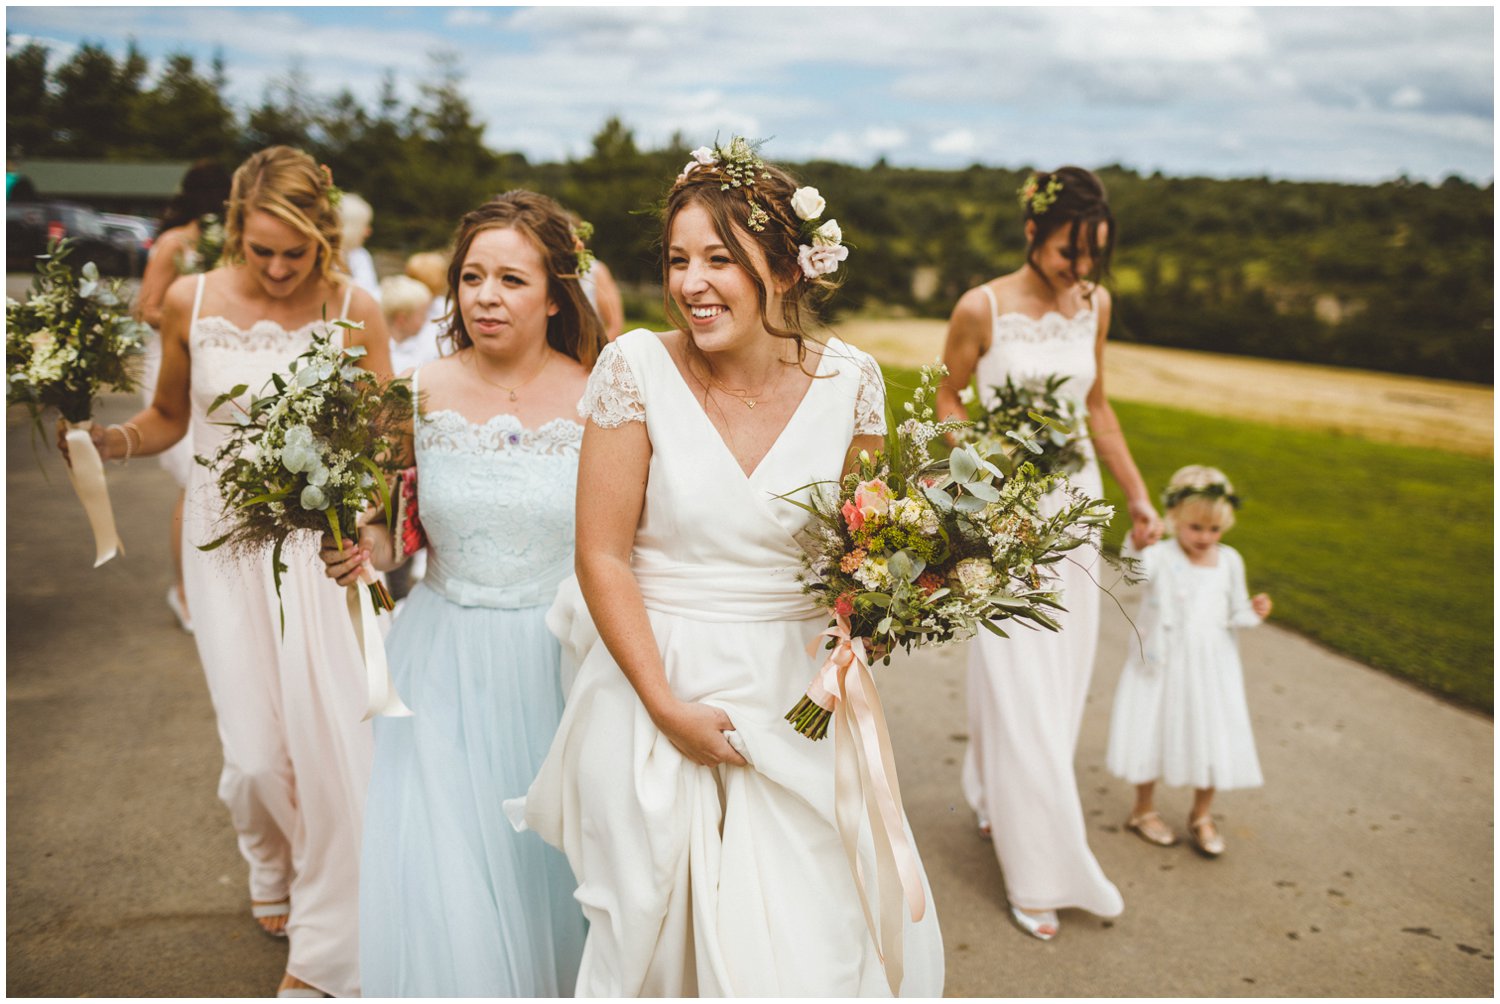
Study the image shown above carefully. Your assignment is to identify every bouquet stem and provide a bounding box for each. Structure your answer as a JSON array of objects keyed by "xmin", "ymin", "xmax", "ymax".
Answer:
[
  {"xmin": 367, "ymin": 578, "xmax": 395, "ymax": 613},
  {"xmin": 785, "ymin": 694, "xmax": 834, "ymax": 740}
]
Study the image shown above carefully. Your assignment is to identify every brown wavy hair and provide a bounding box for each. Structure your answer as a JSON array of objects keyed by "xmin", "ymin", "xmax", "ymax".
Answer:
[
  {"xmin": 221, "ymin": 146, "xmax": 344, "ymax": 285},
  {"xmin": 440, "ymin": 191, "xmax": 605, "ymax": 367},
  {"xmin": 660, "ymin": 154, "xmax": 840, "ymax": 367},
  {"xmin": 1022, "ymin": 166, "xmax": 1115, "ymax": 293}
]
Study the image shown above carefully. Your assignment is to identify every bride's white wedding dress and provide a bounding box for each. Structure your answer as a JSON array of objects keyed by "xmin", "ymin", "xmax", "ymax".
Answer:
[{"xmin": 517, "ymin": 329, "xmax": 945, "ymax": 997}]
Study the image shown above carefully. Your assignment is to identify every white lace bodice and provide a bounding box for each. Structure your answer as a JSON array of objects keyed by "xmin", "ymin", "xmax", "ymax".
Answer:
[
  {"xmin": 580, "ymin": 331, "xmax": 887, "ymax": 438},
  {"xmin": 973, "ymin": 285, "xmax": 1099, "ymax": 412},
  {"xmin": 414, "ymin": 389, "xmax": 582, "ymax": 608}
]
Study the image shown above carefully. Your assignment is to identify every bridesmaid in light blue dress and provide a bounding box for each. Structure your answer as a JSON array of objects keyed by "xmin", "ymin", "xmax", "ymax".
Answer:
[{"xmin": 322, "ymin": 192, "xmax": 604, "ymax": 995}]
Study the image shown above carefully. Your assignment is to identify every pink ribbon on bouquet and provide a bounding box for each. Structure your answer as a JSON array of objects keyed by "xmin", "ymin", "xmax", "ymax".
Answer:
[{"xmin": 805, "ymin": 614, "xmax": 927, "ymax": 996}]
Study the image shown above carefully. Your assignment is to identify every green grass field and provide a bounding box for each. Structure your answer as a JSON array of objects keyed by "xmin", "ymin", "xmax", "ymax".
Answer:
[{"xmin": 882, "ymin": 367, "xmax": 1494, "ymax": 712}]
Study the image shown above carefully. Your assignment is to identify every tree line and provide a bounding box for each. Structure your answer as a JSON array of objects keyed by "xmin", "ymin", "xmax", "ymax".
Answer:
[{"xmin": 8, "ymin": 39, "xmax": 1492, "ymax": 383}]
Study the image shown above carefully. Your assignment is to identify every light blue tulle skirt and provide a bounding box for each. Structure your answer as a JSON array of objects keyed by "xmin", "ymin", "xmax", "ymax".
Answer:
[{"xmin": 359, "ymin": 583, "xmax": 585, "ymax": 996}]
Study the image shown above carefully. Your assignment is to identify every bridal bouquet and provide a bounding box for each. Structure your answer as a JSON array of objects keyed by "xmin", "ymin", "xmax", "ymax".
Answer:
[
  {"xmin": 966, "ymin": 373, "xmax": 1088, "ymax": 476},
  {"xmin": 6, "ymin": 238, "xmax": 148, "ymax": 565},
  {"xmin": 783, "ymin": 365, "xmax": 1116, "ymax": 740},
  {"xmin": 198, "ymin": 322, "xmax": 413, "ymax": 623}
]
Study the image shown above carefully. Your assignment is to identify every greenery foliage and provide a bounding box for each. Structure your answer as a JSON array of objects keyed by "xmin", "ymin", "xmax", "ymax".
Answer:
[{"xmin": 7, "ymin": 40, "xmax": 1491, "ymax": 382}]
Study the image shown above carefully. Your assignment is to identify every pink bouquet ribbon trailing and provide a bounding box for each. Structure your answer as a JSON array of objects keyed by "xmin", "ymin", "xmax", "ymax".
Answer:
[
  {"xmin": 63, "ymin": 419, "xmax": 124, "ymax": 567},
  {"xmin": 805, "ymin": 615, "xmax": 927, "ymax": 995}
]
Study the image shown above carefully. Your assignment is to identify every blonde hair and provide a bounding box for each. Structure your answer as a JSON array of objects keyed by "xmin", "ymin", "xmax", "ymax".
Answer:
[
  {"xmin": 222, "ymin": 146, "xmax": 343, "ymax": 285},
  {"xmin": 405, "ymin": 251, "xmax": 449, "ymax": 297},
  {"xmin": 339, "ymin": 192, "xmax": 373, "ymax": 248},
  {"xmin": 1163, "ymin": 464, "xmax": 1238, "ymax": 533},
  {"xmin": 379, "ymin": 274, "xmax": 432, "ymax": 320}
]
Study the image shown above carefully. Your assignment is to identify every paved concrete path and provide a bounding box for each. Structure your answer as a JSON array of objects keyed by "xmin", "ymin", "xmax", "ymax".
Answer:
[{"xmin": 6, "ymin": 396, "xmax": 1493, "ymax": 996}]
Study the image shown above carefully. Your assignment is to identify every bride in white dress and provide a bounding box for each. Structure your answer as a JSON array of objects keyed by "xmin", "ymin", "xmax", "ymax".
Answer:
[
  {"xmin": 937, "ymin": 167, "xmax": 1164, "ymax": 941},
  {"xmin": 516, "ymin": 143, "xmax": 945, "ymax": 996}
]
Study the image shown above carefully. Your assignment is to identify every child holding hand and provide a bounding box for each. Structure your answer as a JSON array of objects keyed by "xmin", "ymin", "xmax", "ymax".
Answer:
[{"xmin": 1106, "ymin": 465, "xmax": 1272, "ymax": 857}]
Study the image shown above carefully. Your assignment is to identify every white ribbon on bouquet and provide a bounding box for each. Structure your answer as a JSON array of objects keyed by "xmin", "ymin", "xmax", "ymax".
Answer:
[
  {"xmin": 62, "ymin": 419, "xmax": 124, "ymax": 567},
  {"xmin": 347, "ymin": 563, "xmax": 411, "ymax": 721}
]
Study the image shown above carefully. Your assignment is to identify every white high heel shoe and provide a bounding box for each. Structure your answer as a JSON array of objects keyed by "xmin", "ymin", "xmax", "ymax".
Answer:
[{"xmin": 1010, "ymin": 905, "xmax": 1059, "ymax": 941}]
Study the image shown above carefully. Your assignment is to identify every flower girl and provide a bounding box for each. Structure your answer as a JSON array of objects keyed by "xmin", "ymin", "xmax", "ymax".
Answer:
[{"xmin": 1105, "ymin": 465, "xmax": 1272, "ymax": 857}]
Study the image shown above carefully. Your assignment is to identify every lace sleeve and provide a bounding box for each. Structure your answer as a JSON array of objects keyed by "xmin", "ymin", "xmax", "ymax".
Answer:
[
  {"xmin": 852, "ymin": 352, "xmax": 887, "ymax": 437},
  {"xmin": 579, "ymin": 341, "xmax": 645, "ymax": 428}
]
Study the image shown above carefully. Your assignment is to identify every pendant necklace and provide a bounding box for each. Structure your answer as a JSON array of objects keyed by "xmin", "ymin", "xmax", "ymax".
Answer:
[{"xmin": 469, "ymin": 349, "xmax": 552, "ymax": 401}]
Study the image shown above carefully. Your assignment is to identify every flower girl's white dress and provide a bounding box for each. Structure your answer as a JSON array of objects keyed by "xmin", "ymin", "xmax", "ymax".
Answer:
[
  {"xmin": 1106, "ymin": 540, "xmax": 1265, "ymax": 790},
  {"xmin": 516, "ymin": 329, "xmax": 945, "ymax": 997}
]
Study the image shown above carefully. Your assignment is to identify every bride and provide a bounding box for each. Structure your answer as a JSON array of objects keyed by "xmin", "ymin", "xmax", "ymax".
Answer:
[{"xmin": 515, "ymin": 139, "xmax": 945, "ymax": 996}]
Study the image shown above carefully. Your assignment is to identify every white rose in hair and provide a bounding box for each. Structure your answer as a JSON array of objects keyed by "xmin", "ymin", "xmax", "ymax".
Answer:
[
  {"xmin": 813, "ymin": 218, "xmax": 843, "ymax": 247},
  {"xmin": 678, "ymin": 146, "xmax": 718, "ymax": 181},
  {"xmin": 790, "ymin": 187, "xmax": 826, "ymax": 220}
]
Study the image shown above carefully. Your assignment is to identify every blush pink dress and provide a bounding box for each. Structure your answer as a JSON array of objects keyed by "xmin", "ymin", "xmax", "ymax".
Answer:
[{"xmin": 181, "ymin": 273, "xmax": 372, "ymax": 996}]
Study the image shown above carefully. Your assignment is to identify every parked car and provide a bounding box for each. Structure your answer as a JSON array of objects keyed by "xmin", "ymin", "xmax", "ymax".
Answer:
[
  {"xmin": 6, "ymin": 201, "xmax": 134, "ymax": 276},
  {"xmin": 100, "ymin": 213, "xmax": 156, "ymax": 277}
]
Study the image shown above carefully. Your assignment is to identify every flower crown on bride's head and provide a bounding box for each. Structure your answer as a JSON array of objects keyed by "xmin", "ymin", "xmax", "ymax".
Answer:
[
  {"xmin": 1018, "ymin": 173, "xmax": 1062, "ymax": 216},
  {"xmin": 674, "ymin": 135, "xmax": 850, "ymax": 280}
]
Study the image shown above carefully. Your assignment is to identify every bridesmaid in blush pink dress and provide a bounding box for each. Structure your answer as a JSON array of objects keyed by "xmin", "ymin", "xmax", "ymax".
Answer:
[
  {"xmin": 935, "ymin": 166, "xmax": 1164, "ymax": 942},
  {"xmin": 62, "ymin": 146, "xmax": 390, "ymax": 996}
]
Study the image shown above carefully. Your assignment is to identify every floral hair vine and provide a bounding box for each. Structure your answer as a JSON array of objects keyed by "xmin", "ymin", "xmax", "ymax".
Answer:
[
  {"xmin": 1018, "ymin": 173, "xmax": 1061, "ymax": 216},
  {"xmin": 319, "ymin": 163, "xmax": 344, "ymax": 210},
  {"xmin": 564, "ymin": 219, "xmax": 595, "ymax": 279},
  {"xmin": 676, "ymin": 136, "xmax": 850, "ymax": 279},
  {"xmin": 1162, "ymin": 482, "xmax": 1241, "ymax": 511}
]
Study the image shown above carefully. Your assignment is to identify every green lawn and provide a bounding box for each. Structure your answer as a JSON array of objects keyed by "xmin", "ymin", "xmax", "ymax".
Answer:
[{"xmin": 882, "ymin": 366, "xmax": 1494, "ymax": 712}]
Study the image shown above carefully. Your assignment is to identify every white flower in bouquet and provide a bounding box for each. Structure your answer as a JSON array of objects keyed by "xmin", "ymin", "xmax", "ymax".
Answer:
[
  {"xmin": 951, "ymin": 557, "xmax": 1001, "ymax": 596},
  {"xmin": 853, "ymin": 554, "xmax": 892, "ymax": 591},
  {"xmin": 890, "ymin": 496, "xmax": 940, "ymax": 535}
]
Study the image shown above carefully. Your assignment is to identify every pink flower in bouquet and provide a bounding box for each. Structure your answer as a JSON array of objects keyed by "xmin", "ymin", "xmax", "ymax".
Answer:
[
  {"xmin": 916, "ymin": 571, "xmax": 944, "ymax": 595},
  {"xmin": 842, "ymin": 500, "xmax": 865, "ymax": 532},
  {"xmin": 840, "ymin": 547, "xmax": 867, "ymax": 573},
  {"xmin": 854, "ymin": 478, "xmax": 894, "ymax": 521},
  {"xmin": 834, "ymin": 591, "xmax": 855, "ymax": 617}
]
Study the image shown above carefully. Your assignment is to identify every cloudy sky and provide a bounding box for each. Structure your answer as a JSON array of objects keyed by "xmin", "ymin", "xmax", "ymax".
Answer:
[{"xmin": 7, "ymin": 5, "xmax": 1494, "ymax": 183}]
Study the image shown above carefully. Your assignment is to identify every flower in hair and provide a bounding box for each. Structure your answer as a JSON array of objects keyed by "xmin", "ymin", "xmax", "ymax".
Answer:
[
  {"xmin": 319, "ymin": 163, "xmax": 344, "ymax": 209},
  {"xmin": 570, "ymin": 219, "xmax": 596, "ymax": 277},
  {"xmin": 1018, "ymin": 173, "xmax": 1061, "ymax": 216},
  {"xmin": 1162, "ymin": 482, "xmax": 1241, "ymax": 511},
  {"xmin": 678, "ymin": 146, "xmax": 717, "ymax": 182},
  {"xmin": 798, "ymin": 242, "xmax": 848, "ymax": 278},
  {"xmin": 791, "ymin": 187, "xmax": 826, "ymax": 220}
]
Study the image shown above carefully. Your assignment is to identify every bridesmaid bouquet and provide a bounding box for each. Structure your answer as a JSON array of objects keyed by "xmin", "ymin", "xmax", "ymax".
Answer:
[
  {"xmin": 966, "ymin": 373, "xmax": 1088, "ymax": 476},
  {"xmin": 197, "ymin": 321, "xmax": 414, "ymax": 625},
  {"xmin": 6, "ymin": 238, "xmax": 148, "ymax": 565},
  {"xmin": 782, "ymin": 365, "xmax": 1117, "ymax": 740}
]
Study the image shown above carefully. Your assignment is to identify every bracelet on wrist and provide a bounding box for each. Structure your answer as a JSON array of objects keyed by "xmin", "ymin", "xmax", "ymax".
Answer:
[{"xmin": 108, "ymin": 423, "xmax": 137, "ymax": 465}]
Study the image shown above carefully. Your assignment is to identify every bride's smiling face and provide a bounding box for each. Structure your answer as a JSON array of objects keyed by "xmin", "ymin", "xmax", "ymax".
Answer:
[{"xmin": 667, "ymin": 202, "xmax": 783, "ymax": 355}]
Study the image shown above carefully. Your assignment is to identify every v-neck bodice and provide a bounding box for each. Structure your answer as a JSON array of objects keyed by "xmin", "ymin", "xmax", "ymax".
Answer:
[{"xmin": 586, "ymin": 328, "xmax": 884, "ymax": 622}]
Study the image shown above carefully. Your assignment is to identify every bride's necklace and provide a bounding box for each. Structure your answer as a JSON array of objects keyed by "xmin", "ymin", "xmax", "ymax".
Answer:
[
  {"xmin": 467, "ymin": 348, "xmax": 552, "ymax": 401},
  {"xmin": 697, "ymin": 356, "xmax": 783, "ymax": 410}
]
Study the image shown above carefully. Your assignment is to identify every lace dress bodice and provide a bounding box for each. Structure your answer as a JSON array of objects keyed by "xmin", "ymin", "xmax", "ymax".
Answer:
[
  {"xmin": 972, "ymin": 285, "xmax": 1098, "ymax": 413},
  {"xmin": 414, "ymin": 381, "xmax": 582, "ymax": 608}
]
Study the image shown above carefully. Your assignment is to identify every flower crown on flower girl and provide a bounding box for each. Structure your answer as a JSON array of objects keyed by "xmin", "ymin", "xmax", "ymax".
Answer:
[
  {"xmin": 1162, "ymin": 480, "xmax": 1242, "ymax": 512},
  {"xmin": 675, "ymin": 136, "xmax": 849, "ymax": 280}
]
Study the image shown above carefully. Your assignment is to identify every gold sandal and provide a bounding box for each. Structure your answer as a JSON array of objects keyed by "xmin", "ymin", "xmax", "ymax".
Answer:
[
  {"xmin": 1125, "ymin": 810, "xmax": 1177, "ymax": 847},
  {"xmin": 1188, "ymin": 814, "xmax": 1225, "ymax": 857}
]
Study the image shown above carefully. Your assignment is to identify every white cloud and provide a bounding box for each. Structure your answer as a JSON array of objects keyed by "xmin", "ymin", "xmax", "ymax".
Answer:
[
  {"xmin": 1391, "ymin": 86, "xmax": 1425, "ymax": 110},
  {"xmin": 931, "ymin": 129, "xmax": 978, "ymax": 158}
]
